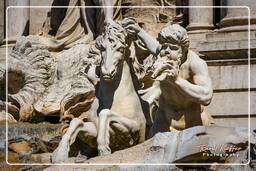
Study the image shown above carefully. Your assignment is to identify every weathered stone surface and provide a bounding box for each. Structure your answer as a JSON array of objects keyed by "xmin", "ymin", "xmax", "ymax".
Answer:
[
  {"xmin": 0, "ymin": 0, "xmax": 4, "ymax": 45},
  {"xmin": 0, "ymin": 35, "xmax": 56, "ymax": 122},
  {"xmin": 33, "ymin": 43, "xmax": 94, "ymax": 119},
  {"xmin": 31, "ymin": 153, "xmax": 52, "ymax": 163},
  {"xmin": 2, "ymin": 125, "xmax": 60, "ymax": 165},
  {"xmin": 1, "ymin": 3, "xmax": 255, "ymax": 170},
  {"xmin": 197, "ymin": 31, "xmax": 256, "ymax": 59},
  {"xmin": 0, "ymin": 122, "xmax": 61, "ymax": 143},
  {"xmin": 0, "ymin": 110, "xmax": 17, "ymax": 123},
  {"xmin": 29, "ymin": 0, "xmax": 53, "ymax": 35},
  {"xmin": 208, "ymin": 64, "xmax": 254, "ymax": 91},
  {"xmin": 206, "ymin": 31, "xmax": 255, "ymax": 42},
  {"xmin": 8, "ymin": 140, "xmax": 31, "ymax": 154},
  {"xmin": 198, "ymin": 39, "xmax": 256, "ymax": 59},
  {"xmin": 187, "ymin": 32, "xmax": 207, "ymax": 52},
  {"xmin": 0, "ymin": 122, "xmax": 61, "ymax": 169},
  {"xmin": 0, "ymin": 45, "xmax": 13, "ymax": 65},
  {"xmin": 214, "ymin": 117, "xmax": 256, "ymax": 129},
  {"xmin": 6, "ymin": 0, "xmax": 30, "ymax": 41},
  {"xmin": 219, "ymin": 0, "xmax": 256, "ymax": 32},
  {"xmin": 0, "ymin": 35, "xmax": 95, "ymax": 122},
  {"xmin": 186, "ymin": 0, "xmax": 214, "ymax": 32},
  {"xmin": 44, "ymin": 126, "xmax": 255, "ymax": 171},
  {"xmin": 205, "ymin": 91, "xmax": 256, "ymax": 116}
]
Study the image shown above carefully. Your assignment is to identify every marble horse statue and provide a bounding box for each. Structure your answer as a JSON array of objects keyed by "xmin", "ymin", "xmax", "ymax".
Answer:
[{"xmin": 52, "ymin": 21, "xmax": 146, "ymax": 163}]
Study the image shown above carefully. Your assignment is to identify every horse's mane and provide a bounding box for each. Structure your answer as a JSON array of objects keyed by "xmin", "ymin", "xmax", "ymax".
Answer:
[{"xmin": 88, "ymin": 21, "xmax": 146, "ymax": 87}]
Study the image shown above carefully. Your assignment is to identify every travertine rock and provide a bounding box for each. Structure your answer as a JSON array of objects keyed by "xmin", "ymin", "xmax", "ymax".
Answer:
[
  {"xmin": 0, "ymin": 36, "xmax": 95, "ymax": 122},
  {"xmin": 44, "ymin": 126, "xmax": 255, "ymax": 171},
  {"xmin": 8, "ymin": 140, "xmax": 31, "ymax": 154},
  {"xmin": 33, "ymin": 44, "xmax": 95, "ymax": 121},
  {"xmin": 2, "ymin": 123, "xmax": 61, "ymax": 164},
  {"xmin": 31, "ymin": 153, "xmax": 52, "ymax": 163},
  {"xmin": 0, "ymin": 110, "xmax": 17, "ymax": 123},
  {"xmin": 6, "ymin": 0, "xmax": 30, "ymax": 41},
  {"xmin": 0, "ymin": 35, "xmax": 56, "ymax": 122}
]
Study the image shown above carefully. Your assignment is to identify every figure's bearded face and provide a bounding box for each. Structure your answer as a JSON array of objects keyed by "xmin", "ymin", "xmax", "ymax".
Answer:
[{"xmin": 151, "ymin": 42, "xmax": 182, "ymax": 81}]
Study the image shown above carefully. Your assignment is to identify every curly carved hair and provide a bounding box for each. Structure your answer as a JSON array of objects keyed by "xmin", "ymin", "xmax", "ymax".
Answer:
[
  {"xmin": 87, "ymin": 21, "xmax": 127, "ymax": 65},
  {"xmin": 158, "ymin": 24, "xmax": 189, "ymax": 52},
  {"xmin": 88, "ymin": 21, "xmax": 145, "ymax": 85}
]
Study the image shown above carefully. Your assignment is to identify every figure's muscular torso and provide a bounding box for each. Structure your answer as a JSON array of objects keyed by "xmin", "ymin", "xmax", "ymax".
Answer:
[
  {"xmin": 151, "ymin": 51, "xmax": 208, "ymax": 133},
  {"xmin": 160, "ymin": 51, "xmax": 195, "ymax": 109}
]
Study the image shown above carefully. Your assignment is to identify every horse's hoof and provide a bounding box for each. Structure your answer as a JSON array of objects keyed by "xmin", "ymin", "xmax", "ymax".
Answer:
[
  {"xmin": 98, "ymin": 145, "xmax": 111, "ymax": 156},
  {"xmin": 51, "ymin": 144, "xmax": 69, "ymax": 163}
]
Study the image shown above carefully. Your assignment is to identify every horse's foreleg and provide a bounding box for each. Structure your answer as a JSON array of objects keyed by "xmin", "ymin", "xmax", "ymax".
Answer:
[
  {"xmin": 97, "ymin": 109, "xmax": 143, "ymax": 156},
  {"xmin": 52, "ymin": 118, "xmax": 97, "ymax": 163},
  {"xmin": 97, "ymin": 109, "xmax": 112, "ymax": 155},
  {"xmin": 52, "ymin": 118, "xmax": 83, "ymax": 163}
]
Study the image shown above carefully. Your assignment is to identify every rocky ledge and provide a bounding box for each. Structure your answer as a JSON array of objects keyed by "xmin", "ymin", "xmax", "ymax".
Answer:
[{"xmin": 44, "ymin": 126, "xmax": 256, "ymax": 171}]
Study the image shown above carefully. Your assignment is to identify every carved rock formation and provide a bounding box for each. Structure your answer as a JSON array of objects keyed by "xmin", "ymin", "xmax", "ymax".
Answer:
[
  {"xmin": 0, "ymin": 122, "xmax": 61, "ymax": 170},
  {"xmin": 0, "ymin": 36, "xmax": 56, "ymax": 122},
  {"xmin": 44, "ymin": 126, "xmax": 256, "ymax": 171},
  {"xmin": 33, "ymin": 44, "xmax": 95, "ymax": 123},
  {"xmin": 0, "ymin": 36, "xmax": 95, "ymax": 123}
]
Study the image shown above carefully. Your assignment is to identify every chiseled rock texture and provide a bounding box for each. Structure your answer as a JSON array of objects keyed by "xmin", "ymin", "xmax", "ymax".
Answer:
[
  {"xmin": 0, "ymin": 122, "xmax": 61, "ymax": 170},
  {"xmin": 44, "ymin": 126, "xmax": 256, "ymax": 171},
  {"xmin": 0, "ymin": 35, "xmax": 56, "ymax": 122},
  {"xmin": 0, "ymin": 35, "xmax": 95, "ymax": 123}
]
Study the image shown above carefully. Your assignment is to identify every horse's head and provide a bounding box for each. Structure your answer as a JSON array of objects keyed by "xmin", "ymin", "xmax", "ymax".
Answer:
[{"xmin": 98, "ymin": 22, "xmax": 128, "ymax": 81}]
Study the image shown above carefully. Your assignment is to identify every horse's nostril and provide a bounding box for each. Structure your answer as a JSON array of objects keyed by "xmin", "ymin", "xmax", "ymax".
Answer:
[
  {"xmin": 110, "ymin": 69, "xmax": 115, "ymax": 75},
  {"xmin": 165, "ymin": 51, "xmax": 170, "ymax": 55}
]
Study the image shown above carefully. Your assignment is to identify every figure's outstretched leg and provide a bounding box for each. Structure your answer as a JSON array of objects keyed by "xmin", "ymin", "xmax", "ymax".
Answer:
[
  {"xmin": 97, "ymin": 109, "xmax": 142, "ymax": 156},
  {"xmin": 52, "ymin": 118, "xmax": 97, "ymax": 163}
]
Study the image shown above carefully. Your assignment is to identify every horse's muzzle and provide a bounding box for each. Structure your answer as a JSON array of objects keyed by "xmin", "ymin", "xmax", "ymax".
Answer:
[{"xmin": 101, "ymin": 68, "xmax": 116, "ymax": 81}]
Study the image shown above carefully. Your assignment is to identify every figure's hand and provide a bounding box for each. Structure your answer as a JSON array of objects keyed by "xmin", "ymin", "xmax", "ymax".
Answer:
[
  {"xmin": 152, "ymin": 58, "xmax": 179, "ymax": 82},
  {"xmin": 105, "ymin": 18, "xmax": 115, "ymax": 26},
  {"xmin": 122, "ymin": 17, "xmax": 141, "ymax": 34}
]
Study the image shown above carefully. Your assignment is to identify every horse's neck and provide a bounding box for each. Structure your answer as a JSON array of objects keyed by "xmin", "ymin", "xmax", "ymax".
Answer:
[
  {"xmin": 99, "ymin": 60, "xmax": 137, "ymax": 106},
  {"xmin": 113, "ymin": 60, "xmax": 136, "ymax": 101}
]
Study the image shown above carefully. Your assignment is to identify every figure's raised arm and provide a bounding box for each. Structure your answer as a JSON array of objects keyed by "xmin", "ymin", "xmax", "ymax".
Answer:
[
  {"xmin": 173, "ymin": 53, "xmax": 213, "ymax": 106},
  {"xmin": 100, "ymin": 0, "xmax": 114, "ymax": 23}
]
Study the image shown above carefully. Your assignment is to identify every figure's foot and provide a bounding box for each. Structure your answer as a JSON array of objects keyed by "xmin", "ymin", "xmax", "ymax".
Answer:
[
  {"xmin": 98, "ymin": 145, "xmax": 111, "ymax": 156},
  {"xmin": 51, "ymin": 142, "xmax": 69, "ymax": 163}
]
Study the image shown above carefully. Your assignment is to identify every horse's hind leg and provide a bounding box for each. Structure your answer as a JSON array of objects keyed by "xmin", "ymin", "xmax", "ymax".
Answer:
[
  {"xmin": 52, "ymin": 118, "xmax": 97, "ymax": 163},
  {"xmin": 97, "ymin": 109, "xmax": 142, "ymax": 156}
]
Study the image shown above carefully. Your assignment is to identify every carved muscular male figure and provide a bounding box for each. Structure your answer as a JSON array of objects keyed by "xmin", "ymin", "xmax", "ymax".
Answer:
[{"xmin": 124, "ymin": 20, "xmax": 214, "ymax": 137}]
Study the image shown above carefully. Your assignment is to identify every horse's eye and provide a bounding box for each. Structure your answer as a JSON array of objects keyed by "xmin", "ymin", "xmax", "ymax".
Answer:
[{"xmin": 117, "ymin": 47, "xmax": 124, "ymax": 53}]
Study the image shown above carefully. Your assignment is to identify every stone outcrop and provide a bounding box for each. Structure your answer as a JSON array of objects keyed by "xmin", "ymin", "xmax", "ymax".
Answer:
[
  {"xmin": 44, "ymin": 126, "xmax": 256, "ymax": 171},
  {"xmin": 0, "ymin": 122, "xmax": 61, "ymax": 170}
]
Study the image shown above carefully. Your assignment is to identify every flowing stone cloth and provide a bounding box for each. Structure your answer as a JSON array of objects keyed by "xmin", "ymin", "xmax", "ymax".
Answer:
[{"xmin": 40, "ymin": 0, "xmax": 122, "ymax": 51}]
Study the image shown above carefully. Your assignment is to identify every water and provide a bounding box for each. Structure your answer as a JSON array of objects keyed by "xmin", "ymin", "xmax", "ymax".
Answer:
[{"xmin": 0, "ymin": 122, "xmax": 61, "ymax": 144}]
